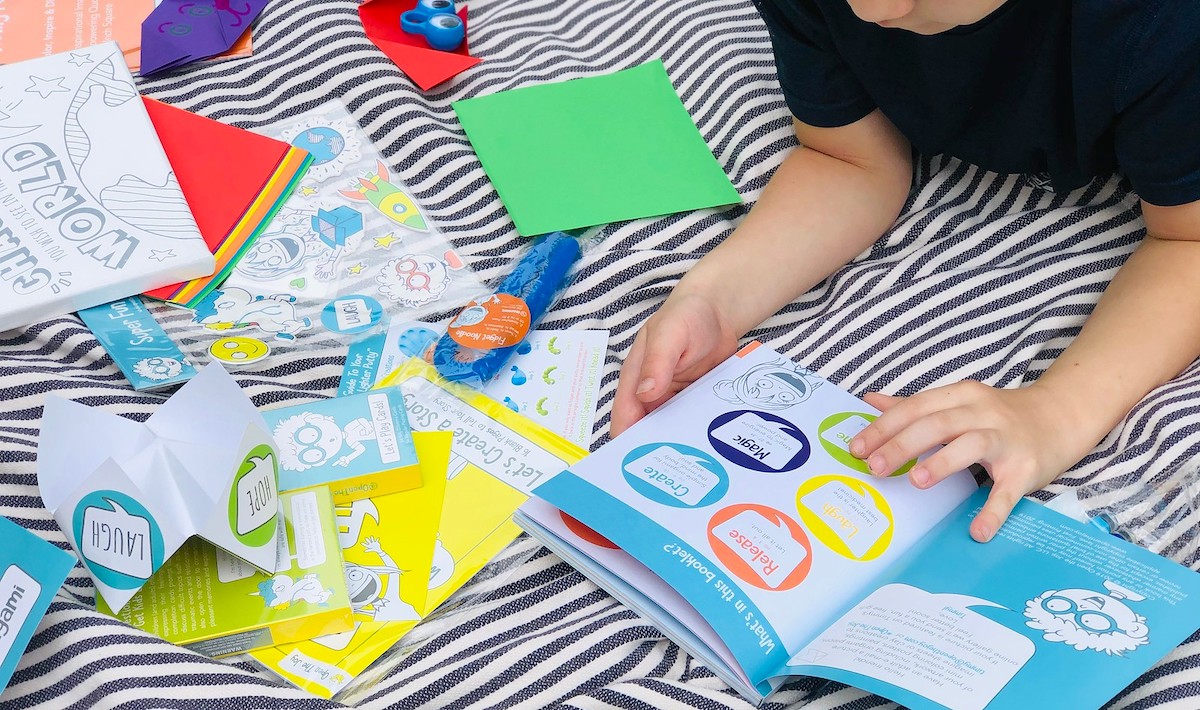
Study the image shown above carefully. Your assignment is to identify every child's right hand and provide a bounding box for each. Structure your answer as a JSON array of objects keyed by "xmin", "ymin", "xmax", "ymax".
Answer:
[{"xmin": 611, "ymin": 292, "xmax": 739, "ymax": 437}]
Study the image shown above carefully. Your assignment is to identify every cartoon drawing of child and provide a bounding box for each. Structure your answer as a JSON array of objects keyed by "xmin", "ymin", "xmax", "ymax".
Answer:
[
  {"xmin": 253, "ymin": 573, "xmax": 334, "ymax": 609},
  {"xmin": 192, "ymin": 287, "xmax": 312, "ymax": 341},
  {"xmin": 274, "ymin": 412, "xmax": 377, "ymax": 472},
  {"xmin": 235, "ymin": 207, "xmax": 364, "ymax": 283},
  {"xmin": 1024, "ymin": 581, "xmax": 1150, "ymax": 655},
  {"xmin": 344, "ymin": 536, "xmax": 418, "ymax": 621},
  {"xmin": 714, "ymin": 360, "xmax": 821, "ymax": 410},
  {"xmin": 376, "ymin": 253, "xmax": 454, "ymax": 308}
]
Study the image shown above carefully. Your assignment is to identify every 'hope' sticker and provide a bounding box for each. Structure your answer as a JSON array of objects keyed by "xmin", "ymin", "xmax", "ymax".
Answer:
[{"xmin": 229, "ymin": 445, "xmax": 279, "ymax": 547}]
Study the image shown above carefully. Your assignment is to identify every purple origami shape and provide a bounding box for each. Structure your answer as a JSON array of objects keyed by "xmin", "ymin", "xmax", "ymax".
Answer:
[{"xmin": 140, "ymin": 0, "xmax": 270, "ymax": 76}]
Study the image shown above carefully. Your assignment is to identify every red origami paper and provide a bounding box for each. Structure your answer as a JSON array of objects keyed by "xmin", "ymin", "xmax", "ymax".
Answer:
[
  {"xmin": 142, "ymin": 98, "xmax": 311, "ymax": 307},
  {"xmin": 359, "ymin": 0, "xmax": 481, "ymax": 90}
]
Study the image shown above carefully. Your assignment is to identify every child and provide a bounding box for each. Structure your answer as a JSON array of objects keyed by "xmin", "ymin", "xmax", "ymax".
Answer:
[{"xmin": 612, "ymin": 0, "xmax": 1200, "ymax": 543}]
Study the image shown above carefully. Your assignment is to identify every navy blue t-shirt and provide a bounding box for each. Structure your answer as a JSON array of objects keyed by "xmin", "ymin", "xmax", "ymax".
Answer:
[{"xmin": 754, "ymin": 0, "xmax": 1200, "ymax": 206}]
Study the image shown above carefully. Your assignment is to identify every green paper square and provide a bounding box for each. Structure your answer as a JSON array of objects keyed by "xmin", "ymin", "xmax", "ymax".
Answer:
[{"xmin": 453, "ymin": 60, "xmax": 742, "ymax": 236}]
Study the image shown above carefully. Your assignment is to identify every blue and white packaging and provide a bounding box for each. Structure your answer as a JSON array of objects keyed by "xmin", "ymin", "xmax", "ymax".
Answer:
[{"xmin": 78, "ymin": 297, "xmax": 198, "ymax": 391}]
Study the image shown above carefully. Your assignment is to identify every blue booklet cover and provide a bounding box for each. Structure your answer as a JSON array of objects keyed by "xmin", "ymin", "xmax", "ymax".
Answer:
[
  {"xmin": 521, "ymin": 343, "xmax": 1200, "ymax": 708},
  {"xmin": 0, "ymin": 516, "xmax": 76, "ymax": 691}
]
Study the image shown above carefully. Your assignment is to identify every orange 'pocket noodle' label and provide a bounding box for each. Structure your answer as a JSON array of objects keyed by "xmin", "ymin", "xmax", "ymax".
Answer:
[{"xmin": 448, "ymin": 294, "xmax": 532, "ymax": 349}]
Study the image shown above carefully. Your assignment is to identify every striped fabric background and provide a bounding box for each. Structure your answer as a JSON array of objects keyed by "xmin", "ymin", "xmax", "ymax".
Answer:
[{"xmin": 2, "ymin": 0, "xmax": 1200, "ymax": 708}]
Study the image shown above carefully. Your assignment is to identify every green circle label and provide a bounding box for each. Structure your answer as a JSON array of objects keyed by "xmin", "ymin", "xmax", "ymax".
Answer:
[
  {"xmin": 229, "ymin": 444, "xmax": 279, "ymax": 546},
  {"xmin": 817, "ymin": 412, "xmax": 914, "ymax": 477}
]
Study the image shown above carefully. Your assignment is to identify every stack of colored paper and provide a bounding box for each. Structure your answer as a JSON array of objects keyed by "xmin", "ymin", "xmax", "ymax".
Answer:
[{"xmin": 142, "ymin": 99, "xmax": 313, "ymax": 308}]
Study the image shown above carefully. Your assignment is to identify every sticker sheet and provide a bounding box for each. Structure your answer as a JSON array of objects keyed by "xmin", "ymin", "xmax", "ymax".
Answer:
[{"xmin": 147, "ymin": 100, "xmax": 483, "ymax": 366}]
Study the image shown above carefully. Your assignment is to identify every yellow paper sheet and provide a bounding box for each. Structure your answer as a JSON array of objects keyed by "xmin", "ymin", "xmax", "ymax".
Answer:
[{"xmin": 250, "ymin": 431, "xmax": 451, "ymax": 697}]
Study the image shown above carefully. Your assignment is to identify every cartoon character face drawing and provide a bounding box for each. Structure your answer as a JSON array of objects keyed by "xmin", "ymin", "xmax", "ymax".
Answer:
[
  {"xmin": 254, "ymin": 573, "xmax": 334, "ymax": 609},
  {"xmin": 192, "ymin": 287, "xmax": 312, "ymax": 341},
  {"xmin": 132, "ymin": 357, "xmax": 184, "ymax": 381},
  {"xmin": 376, "ymin": 253, "xmax": 452, "ymax": 308},
  {"xmin": 236, "ymin": 212, "xmax": 364, "ymax": 283},
  {"xmin": 1024, "ymin": 581, "xmax": 1150, "ymax": 655},
  {"xmin": 344, "ymin": 536, "xmax": 418, "ymax": 621},
  {"xmin": 714, "ymin": 361, "xmax": 820, "ymax": 410},
  {"xmin": 274, "ymin": 413, "xmax": 377, "ymax": 471},
  {"xmin": 237, "ymin": 228, "xmax": 313, "ymax": 279}
]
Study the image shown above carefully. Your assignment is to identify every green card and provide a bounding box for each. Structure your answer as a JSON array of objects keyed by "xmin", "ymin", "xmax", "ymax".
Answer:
[{"xmin": 453, "ymin": 60, "xmax": 741, "ymax": 236}]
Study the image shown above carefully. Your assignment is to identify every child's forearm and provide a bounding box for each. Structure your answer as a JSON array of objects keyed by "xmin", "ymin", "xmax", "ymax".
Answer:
[
  {"xmin": 1029, "ymin": 230, "xmax": 1200, "ymax": 476},
  {"xmin": 676, "ymin": 113, "xmax": 913, "ymax": 336}
]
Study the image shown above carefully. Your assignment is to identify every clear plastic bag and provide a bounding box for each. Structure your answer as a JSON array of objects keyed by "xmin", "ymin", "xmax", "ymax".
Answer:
[
  {"xmin": 146, "ymin": 100, "xmax": 483, "ymax": 368},
  {"xmin": 1073, "ymin": 458, "xmax": 1200, "ymax": 562},
  {"xmin": 423, "ymin": 230, "xmax": 599, "ymax": 390}
]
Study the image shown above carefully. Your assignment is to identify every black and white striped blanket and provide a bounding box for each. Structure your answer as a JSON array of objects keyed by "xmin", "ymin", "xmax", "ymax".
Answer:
[{"xmin": 3, "ymin": 1, "xmax": 1200, "ymax": 708}]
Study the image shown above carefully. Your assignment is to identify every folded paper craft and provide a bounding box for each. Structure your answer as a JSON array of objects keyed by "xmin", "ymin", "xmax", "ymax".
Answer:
[
  {"xmin": 141, "ymin": 99, "xmax": 312, "ymax": 308},
  {"xmin": 141, "ymin": 0, "xmax": 270, "ymax": 76},
  {"xmin": 0, "ymin": 0, "xmax": 253, "ymax": 71},
  {"xmin": 359, "ymin": 0, "xmax": 481, "ymax": 90},
  {"xmin": 37, "ymin": 364, "xmax": 281, "ymax": 613}
]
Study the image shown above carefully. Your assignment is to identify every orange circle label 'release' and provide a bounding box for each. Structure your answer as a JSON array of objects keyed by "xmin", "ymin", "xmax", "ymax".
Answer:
[
  {"xmin": 448, "ymin": 294, "xmax": 532, "ymax": 349},
  {"xmin": 707, "ymin": 504, "xmax": 813, "ymax": 592}
]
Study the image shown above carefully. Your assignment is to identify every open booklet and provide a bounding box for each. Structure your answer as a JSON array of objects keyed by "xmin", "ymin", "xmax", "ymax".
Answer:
[{"xmin": 517, "ymin": 342, "xmax": 1200, "ymax": 709}]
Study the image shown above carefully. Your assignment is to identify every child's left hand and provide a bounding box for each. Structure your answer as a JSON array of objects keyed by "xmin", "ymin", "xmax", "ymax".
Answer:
[{"xmin": 849, "ymin": 381, "xmax": 1091, "ymax": 544}]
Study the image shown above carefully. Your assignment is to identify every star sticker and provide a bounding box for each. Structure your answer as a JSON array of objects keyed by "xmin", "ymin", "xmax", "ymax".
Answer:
[
  {"xmin": 300, "ymin": 186, "xmax": 318, "ymax": 197},
  {"xmin": 67, "ymin": 52, "xmax": 93, "ymax": 67},
  {"xmin": 347, "ymin": 262, "xmax": 366, "ymax": 275},
  {"xmin": 373, "ymin": 233, "xmax": 399, "ymax": 249},
  {"xmin": 25, "ymin": 75, "xmax": 69, "ymax": 99},
  {"xmin": 149, "ymin": 249, "xmax": 176, "ymax": 262}
]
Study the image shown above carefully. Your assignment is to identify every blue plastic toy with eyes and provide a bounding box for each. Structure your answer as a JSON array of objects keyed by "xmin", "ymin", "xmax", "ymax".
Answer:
[{"xmin": 400, "ymin": 0, "xmax": 465, "ymax": 52}]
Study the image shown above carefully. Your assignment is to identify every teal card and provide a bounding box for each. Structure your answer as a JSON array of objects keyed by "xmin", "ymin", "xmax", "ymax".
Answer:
[
  {"xmin": 262, "ymin": 389, "xmax": 422, "ymax": 502},
  {"xmin": 0, "ymin": 516, "xmax": 76, "ymax": 691},
  {"xmin": 78, "ymin": 297, "xmax": 197, "ymax": 391}
]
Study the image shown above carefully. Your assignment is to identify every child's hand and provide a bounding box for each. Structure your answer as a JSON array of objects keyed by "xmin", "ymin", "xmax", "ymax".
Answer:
[
  {"xmin": 612, "ymin": 293, "xmax": 739, "ymax": 437},
  {"xmin": 849, "ymin": 381, "xmax": 1087, "ymax": 543}
]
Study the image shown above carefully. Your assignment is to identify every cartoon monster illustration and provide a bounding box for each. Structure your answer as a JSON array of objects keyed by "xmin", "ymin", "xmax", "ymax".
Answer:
[
  {"xmin": 714, "ymin": 360, "xmax": 821, "ymax": 410},
  {"xmin": 132, "ymin": 357, "xmax": 185, "ymax": 381},
  {"xmin": 253, "ymin": 573, "xmax": 334, "ymax": 609},
  {"xmin": 1024, "ymin": 581, "xmax": 1150, "ymax": 655},
  {"xmin": 340, "ymin": 160, "xmax": 429, "ymax": 232},
  {"xmin": 192, "ymin": 287, "xmax": 312, "ymax": 341},
  {"xmin": 375, "ymin": 253, "xmax": 454, "ymax": 308},
  {"xmin": 274, "ymin": 412, "xmax": 377, "ymax": 472},
  {"xmin": 344, "ymin": 536, "xmax": 418, "ymax": 621}
]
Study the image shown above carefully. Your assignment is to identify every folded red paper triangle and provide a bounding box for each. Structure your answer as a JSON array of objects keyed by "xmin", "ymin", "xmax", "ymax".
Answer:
[
  {"xmin": 142, "ymin": 98, "xmax": 311, "ymax": 307},
  {"xmin": 359, "ymin": 0, "xmax": 481, "ymax": 90}
]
